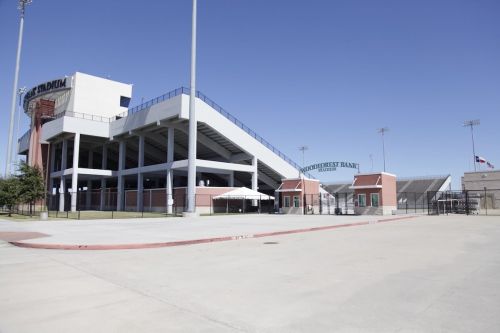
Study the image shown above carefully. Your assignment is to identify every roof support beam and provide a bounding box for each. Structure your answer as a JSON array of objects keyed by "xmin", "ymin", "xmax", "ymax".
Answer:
[{"xmin": 167, "ymin": 123, "xmax": 232, "ymax": 160}]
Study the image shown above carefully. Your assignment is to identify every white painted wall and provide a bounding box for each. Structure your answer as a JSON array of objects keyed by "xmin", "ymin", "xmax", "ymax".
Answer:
[
  {"xmin": 110, "ymin": 94, "xmax": 182, "ymax": 137},
  {"xmin": 40, "ymin": 116, "xmax": 110, "ymax": 142},
  {"xmin": 69, "ymin": 72, "xmax": 132, "ymax": 118}
]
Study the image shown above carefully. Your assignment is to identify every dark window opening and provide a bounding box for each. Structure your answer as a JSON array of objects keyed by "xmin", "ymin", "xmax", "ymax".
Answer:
[{"xmin": 120, "ymin": 96, "xmax": 131, "ymax": 108}]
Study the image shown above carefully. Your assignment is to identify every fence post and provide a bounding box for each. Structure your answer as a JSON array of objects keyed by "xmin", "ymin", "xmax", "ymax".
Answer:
[
  {"xmin": 484, "ymin": 187, "xmax": 488, "ymax": 215},
  {"xmin": 210, "ymin": 195, "xmax": 212, "ymax": 216},
  {"xmin": 465, "ymin": 191, "xmax": 469, "ymax": 215},
  {"xmin": 414, "ymin": 192, "xmax": 417, "ymax": 213},
  {"xmin": 405, "ymin": 193, "xmax": 408, "ymax": 214},
  {"xmin": 303, "ymin": 193, "xmax": 306, "ymax": 215}
]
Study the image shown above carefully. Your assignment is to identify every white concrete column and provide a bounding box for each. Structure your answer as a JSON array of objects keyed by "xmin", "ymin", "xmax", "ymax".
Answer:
[
  {"xmin": 251, "ymin": 156, "xmax": 258, "ymax": 191},
  {"xmin": 61, "ymin": 139, "xmax": 68, "ymax": 171},
  {"xmin": 251, "ymin": 156, "xmax": 258, "ymax": 206},
  {"xmin": 70, "ymin": 133, "xmax": 80, "ymax": 212},
  {"xmin": 100, "ymin": 145, "xmax": 108, "ymax": 210},
  {"xmin": 137, "ymin": 135, "xmax": 144, "ymax": 211},
  {"xmin": 48, "ymin": 143, "xmax": 56, "ymax": 195},
  {"xmin": 58, "ymin": 177, "xmax": 65, "ymax": 212},
  {"xmin": 86, "ymin": 149, "xmax": 93, "ymax": 209},
  {"xmin": 228, "ymin": 171, "xmax": 234, "ymax": 187},
  {"xmin": 166, "ymin": 127, "xmax": 174, "ymax": 214},
  {"xmin": 117, "ymin": 140, "xmax": 126, "ymax": 211},
  {"xmin": 59, "ymin": 140, "xmax": 68, "ymax": 212}
]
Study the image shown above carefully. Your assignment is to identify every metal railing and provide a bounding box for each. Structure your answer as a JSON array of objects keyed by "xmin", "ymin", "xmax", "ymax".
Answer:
[
  {"xmin": 53, "ymin": 110, "xmax": 113, "ymax": 123},
  {"xmin": 113, "ymin": 86, "xmax": 312, "ymax": 178},
  {"xmin": 115, "ymin": 87, "xmax": 187, "ymax": 119},
  {"xmin": 37, "ymin": 86, "xmax": 311, "ymax": 178},
  {"xmin": 192, "ymin": 89, "xmax": 314, "ymax": 179}
]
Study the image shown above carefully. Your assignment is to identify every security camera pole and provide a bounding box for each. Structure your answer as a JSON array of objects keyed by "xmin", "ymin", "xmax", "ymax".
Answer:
[
  {"xmin": 463, "ymin": 119, "xmax": 480, "ymax": 172},
  {"xmin": 186, "ymin": 0, "xmax": 198, "ymax": 213},
  {"xmin": 5, "ymin": 0, "xmax": 32, "ymax": 177}
]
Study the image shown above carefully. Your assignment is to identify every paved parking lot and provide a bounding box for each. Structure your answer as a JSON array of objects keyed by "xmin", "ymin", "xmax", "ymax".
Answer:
[{"xmin": 1, "ymin": 214, "xmax": 499, "ymax": 332}]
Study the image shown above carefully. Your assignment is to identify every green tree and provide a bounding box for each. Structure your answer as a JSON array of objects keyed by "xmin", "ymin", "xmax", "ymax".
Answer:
[
  {"xmin": 0, "ymin": 177, "xmax": 22, "ymax": 217},
  {"xmin": 16, "ymin": 162, "xmax": 45, "ymax": 214}
]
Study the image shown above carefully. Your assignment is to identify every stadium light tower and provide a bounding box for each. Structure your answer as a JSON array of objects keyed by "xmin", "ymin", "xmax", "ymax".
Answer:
[
  {"xmin": 298, "ymin": 146, "xmax": 308, "ymax": 176},
  {"xmin": 463, "ymin": 119, "xmax": 480, "ymax": 172},
  {"xmin": 186, "ymin": 0, "xmax": 198, "ymax": 214},
  {"xmin": 5, "ymin": 0, "xmax": 32, "ymax": 177},
  {"xmin": 377, "ymin": 127, "xmax": 389, "ymax": 172},
  {"xmin": 298, "ymin": 146, "xmax": 308, "ymax": 167},
  {"xmin": 11, "ymin": 86, "xmax": 27, "ymax": 171}
]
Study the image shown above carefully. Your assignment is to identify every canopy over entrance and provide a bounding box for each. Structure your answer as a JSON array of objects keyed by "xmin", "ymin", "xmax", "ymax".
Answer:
[{"xmin": 214, "ymin": 187, "xmax": 274, "ymax": 200}]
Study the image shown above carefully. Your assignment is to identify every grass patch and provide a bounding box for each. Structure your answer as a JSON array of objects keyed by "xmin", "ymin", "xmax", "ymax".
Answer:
[{"xmin": 48, "ymin": 210, "xmax": 178, "ymax": 220}]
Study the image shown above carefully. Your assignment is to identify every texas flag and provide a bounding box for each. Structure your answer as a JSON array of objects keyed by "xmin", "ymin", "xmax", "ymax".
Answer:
[{"xmin": 476, "ymin": 156, "xmax": 495, "ymax": 169}]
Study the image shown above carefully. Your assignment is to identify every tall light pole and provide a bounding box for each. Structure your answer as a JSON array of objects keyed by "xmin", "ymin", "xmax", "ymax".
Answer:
[
  {"xmin": 298, "ymin": 146, "xmax": 308, "ymax": 168},
  {"xmin": 463, "ymin": 119, "xmax": 480, "ymax": 172},
  {"xmin": 369, "ymin": 153, "xmax": 373, "ymax": 172},
  {"xmin": 12, "ymin": 87, "xmax": 27, "ymax": 171},
  {"xmin": 5, "ymin": 0, "xmax": 32, "ymax": 177},
  {"xmin": 186, "ymin": 0, "xmax": 198, "ymax": 213},
  {"xmin": 377, "ymin": 127, "xmax": 389, "ymax": 172},
  {"xmin": 298, "ymin": 146, "xmax": 308, "ymax": 176}
]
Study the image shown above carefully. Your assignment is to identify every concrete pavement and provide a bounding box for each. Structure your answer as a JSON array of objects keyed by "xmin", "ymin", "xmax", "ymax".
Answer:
[
  {"xmin": 1, "ymin": 215, "xmax": 500, "ymax": 332},
  {"xmin": 0, "ymin": 214, "xmax": 414, "ymax": 249}
]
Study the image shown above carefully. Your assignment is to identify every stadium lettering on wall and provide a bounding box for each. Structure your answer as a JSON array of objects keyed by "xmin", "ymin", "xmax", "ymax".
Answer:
[
  {"xmin": 23, "ymin": 77, "xmax": 70, "ymax": 109},
  {"xmin": 300, "ymin": 161, "xmax": 360, "ymax": 173}
]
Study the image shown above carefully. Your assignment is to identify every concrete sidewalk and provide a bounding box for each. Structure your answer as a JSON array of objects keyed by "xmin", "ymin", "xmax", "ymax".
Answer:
[
  {"xmin": 1, "ymin": 215, "xmax": 500, "ymax": 332},
  {"xmin": 0, "ymin": 214, "xmax": 416, "ymax": 250}
]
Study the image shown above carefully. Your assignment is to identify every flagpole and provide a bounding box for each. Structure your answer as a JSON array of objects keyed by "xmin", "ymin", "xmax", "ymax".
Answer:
[{"xmin": 463, "ymin": 119, "xmax": 479, "ymax": 172}]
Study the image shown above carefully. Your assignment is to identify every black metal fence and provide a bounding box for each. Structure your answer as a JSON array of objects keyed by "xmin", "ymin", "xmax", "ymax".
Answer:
[
  {"xmin": 397, "ymin": 192, "xmax": 429, "ymax": 213},
  {"xmin": 427, "ymin": 189, "xmax": 500, "ymax": 215}
]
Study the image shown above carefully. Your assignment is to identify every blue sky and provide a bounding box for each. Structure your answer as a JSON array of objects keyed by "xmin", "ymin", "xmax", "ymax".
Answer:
[{"xmin": 1, "ymin": 0, "xmax": 499, "ymax": 187}]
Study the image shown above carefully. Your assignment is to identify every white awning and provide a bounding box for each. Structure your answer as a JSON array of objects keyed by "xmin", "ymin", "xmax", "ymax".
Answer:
[{"xmin": 213, "ymin": 187, "xmax": 275, "ymax": 200}]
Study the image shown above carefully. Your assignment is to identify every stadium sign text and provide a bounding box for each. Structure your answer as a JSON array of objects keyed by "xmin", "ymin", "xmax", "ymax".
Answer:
[
  {"xmin": 23, "ymin": 77, "xmax": 70, "ymax": 109},
  {"xmin": 301, "ymin": 161, "xmax": 359, "ymax": 173}
]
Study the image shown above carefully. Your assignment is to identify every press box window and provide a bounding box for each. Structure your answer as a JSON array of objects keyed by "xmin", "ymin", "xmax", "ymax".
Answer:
[
  {"xmin": 284, "ymin": 196, "xmax": 291, "ymax": 208},
  {"xmin": 120, "ymin": 96, "xmax": 131, "ymax": 108},
  {"xmin": 358, "ymin": 194, "xmax": 366, "ymax": 207},
  {"xmin": 371, "ymin": 193, "xmax": 379, "ymax": 207},
  {"xmin": 293, "ymin": 196, "xmax": 300, "ymax": 208}
]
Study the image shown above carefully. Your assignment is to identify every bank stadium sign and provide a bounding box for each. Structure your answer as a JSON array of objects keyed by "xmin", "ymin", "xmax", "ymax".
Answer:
[
  {"xmin": 301, "ymin": 161, "xmax": 359, "ymax": 173},
  {"xmin": 23, "ymin": 77, "xmax": 71, "ymax": 109}
]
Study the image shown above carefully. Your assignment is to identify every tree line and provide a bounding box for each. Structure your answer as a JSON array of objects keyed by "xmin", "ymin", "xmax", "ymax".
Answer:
[{"xmin": 0, "ymin": 162, "xmax": 45, "ymax": 216}]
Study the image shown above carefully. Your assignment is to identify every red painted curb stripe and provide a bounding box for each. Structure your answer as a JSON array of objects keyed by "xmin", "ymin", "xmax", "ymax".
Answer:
[{"xmin": 9, "ymin": 215, "xmax": 417, "ymax": 251}]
